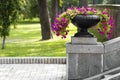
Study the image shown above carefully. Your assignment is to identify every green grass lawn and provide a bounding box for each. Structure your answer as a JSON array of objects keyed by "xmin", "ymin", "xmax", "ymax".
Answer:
[
  {"xmin": 0, "ymin": 21, "xmax": 106, "ymax": 57},
  {"xmin": 0, "ymin": 22, "xmax": 77, "ymax": 57}
]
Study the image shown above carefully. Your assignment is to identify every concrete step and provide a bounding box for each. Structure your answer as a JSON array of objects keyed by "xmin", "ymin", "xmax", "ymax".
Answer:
[
  {"xmin": 83, "ymin": 66, "xmax": 120, "ymax": 80},
  {"xmin": 101, "ymin": 73, "xmax": 120, "ymax": 80}
]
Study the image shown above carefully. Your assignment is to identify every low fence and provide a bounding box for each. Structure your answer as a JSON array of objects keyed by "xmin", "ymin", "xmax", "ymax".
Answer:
[{"xmin": 0, "ymin": 57, "xmax": 66, "ymax": 64}]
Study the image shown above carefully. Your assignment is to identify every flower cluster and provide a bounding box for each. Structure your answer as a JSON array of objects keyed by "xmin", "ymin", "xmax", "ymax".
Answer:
[
  {"xmin": 97, "ymin": 9, "xmax": 115, "ymax": 39},
  {"xmin": 52, "ymin": 7, "xmax": 115, "ymax": 39},
  {"xmin": 52, "ymin": 17, "xmax": 69, "ymax": 38}
]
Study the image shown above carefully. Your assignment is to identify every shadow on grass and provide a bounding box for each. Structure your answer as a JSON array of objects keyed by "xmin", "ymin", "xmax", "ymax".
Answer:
[{"xmin": 18, "ymin": 21, "xmax": 40, "ymax": 25}]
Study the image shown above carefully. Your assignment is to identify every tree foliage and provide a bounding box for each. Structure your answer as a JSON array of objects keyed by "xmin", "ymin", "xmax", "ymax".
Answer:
[
  {"xmin": 79, "ymin": 0, "xmax": 88, "ymax": 7},
  {"xmin": 90, "ymin": 0, "xmax": 106, "ymax": 4},
  {"xmin": 19, "ymin": 0, "xmax": 39, "ymax": 20},
  {"xmin": 62, "ymin": 0, "xmax": 79, "ymax": 10},
  {"xmin": 0, "ymin": 0, "xmax": 19, "ymax": 49}
]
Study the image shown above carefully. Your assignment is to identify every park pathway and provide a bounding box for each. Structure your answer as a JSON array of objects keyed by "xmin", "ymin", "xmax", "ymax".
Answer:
[{"xmin": 0, "ymin": 64, "xmax": 66, "ymax": 80}]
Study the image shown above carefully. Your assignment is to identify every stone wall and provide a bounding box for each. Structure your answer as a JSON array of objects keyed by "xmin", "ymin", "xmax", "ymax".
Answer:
[{"xmin": 103, "ymin": 37, "xmax": 120, "ymax": 71}]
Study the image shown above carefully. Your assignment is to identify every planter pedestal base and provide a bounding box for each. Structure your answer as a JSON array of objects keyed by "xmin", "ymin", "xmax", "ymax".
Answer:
[
  {"xmin": 74, "ymin": 32, "xmax": 94, "ymax": 37},
  {"xmin": 66, "ymin": 37, "xmax": 104, "ymax": 80}
]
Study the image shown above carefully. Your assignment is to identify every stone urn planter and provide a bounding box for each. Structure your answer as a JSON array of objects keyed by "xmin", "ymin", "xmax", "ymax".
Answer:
[
  {"xmin": 71, "ymin": 14, "xmax": 100, "ymax": 37},
  {"xmin": 52, "ymin": 7, "xmax": 114, "ymax": 39}
]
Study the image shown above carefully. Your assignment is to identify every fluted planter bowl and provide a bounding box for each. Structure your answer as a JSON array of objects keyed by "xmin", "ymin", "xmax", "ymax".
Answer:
[{"xmin": 71, "ymin": 14, "xmax": 100, "ymax": 37}]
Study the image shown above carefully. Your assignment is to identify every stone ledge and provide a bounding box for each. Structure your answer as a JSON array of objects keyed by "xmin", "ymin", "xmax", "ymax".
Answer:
[
  {"xmin": 71, "ymin": 37, "xmax": 97, "ymax": 45},
  {"xmin": 89, "ymin": 4, "xmax": 120, "ymax": 9},
  {"xmin": 66, "ymin": 42, "xmax": 104, "ymax": 54},
  {"xmin": 103, "ymin": 37, "xmax": 120, "ymax": 53}
]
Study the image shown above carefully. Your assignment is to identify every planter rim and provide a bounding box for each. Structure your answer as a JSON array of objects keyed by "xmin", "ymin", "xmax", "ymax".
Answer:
[{"xmin": 89, "ymin": 4, "xmax": 120, "ymax": 7}]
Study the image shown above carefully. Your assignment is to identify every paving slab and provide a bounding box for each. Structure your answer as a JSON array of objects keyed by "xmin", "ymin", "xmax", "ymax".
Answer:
[{"xmin": 0, "ymin": 64, "xmax": 66, "ymax": 80}]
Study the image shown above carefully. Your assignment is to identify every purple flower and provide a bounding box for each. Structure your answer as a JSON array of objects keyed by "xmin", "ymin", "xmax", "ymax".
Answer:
[
  {"xmin": 98, "ymin": 29, "xmax": 105, "ymax": 35},
  {"xmin": 52, "ymin": 17, "xmax": 69, "ymax": 38},
  {"xmin": 102, "ymin": 10, "xmax": 108, "ymax": 15},
  {"xmin": 61, "ymin": 18, "xmax": 69, "ymax": 27}
]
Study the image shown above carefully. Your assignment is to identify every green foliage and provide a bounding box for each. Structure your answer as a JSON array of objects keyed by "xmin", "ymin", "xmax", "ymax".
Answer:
[
  {"xmin": 62, "ymin": 0, "xmax": 79, "ymax": 10},
  {"xmin": 0, "ymin": 0, "xmax": 19, "ymax": 37},
  {"xmin": 96, "ymin": 0, "xmax": 104, "ymax": 4},
  {"xmin": 59, "ymin": 0, "xmax": 63, "ymax": 7},
  {"xmin": 19, "ymin": 0, "xmax": 39, "ymax": 19},
  {"xmin": 89, "ymin": 0, "xmax": 106, "ymax": 4},
  {"xmin": 88, "ymin": 0, "xmax": 93, "ymax": 4}
]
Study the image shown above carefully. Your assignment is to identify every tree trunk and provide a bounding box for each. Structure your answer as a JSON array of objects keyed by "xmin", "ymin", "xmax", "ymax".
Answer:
[
  {"xmin": 107, "ymin": 0, "xmax": 115, "ymax": 4},
  {"xmin": 51, "ymin": 0, "xmax": 59, "ymax": 25},
  {"xmin": 93, "ymin": 0, "xmax": 104, "ymax": 4},
  {"xmin": 93, "ymin": 0, "xmax": 96, "ymax": 4},
  {"xmin": 2, "ymin": 36, "xmax": 6, "ymax": 49},
  {"xmin": 79, "ymin": 0, "xmax": 88, "ymax": 7},
  {"xmin": 37, "ymin": 0, "xmax": 52, "ymax": 40}
]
